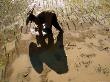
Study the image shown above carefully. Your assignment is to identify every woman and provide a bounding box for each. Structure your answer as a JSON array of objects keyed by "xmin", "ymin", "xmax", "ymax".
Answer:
[{"xmin": 26, "ymin": 8, "xmax": 63, "ymax": 36}]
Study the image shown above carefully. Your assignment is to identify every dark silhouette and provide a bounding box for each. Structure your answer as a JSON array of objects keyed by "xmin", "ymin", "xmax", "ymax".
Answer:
[
  {"xmin": 29, "ymin": 32, "xmax": 68, "ymax": 74},
  {"xmin": 26, "ymin": 8, "xmax": 63, "ymax": 36}
]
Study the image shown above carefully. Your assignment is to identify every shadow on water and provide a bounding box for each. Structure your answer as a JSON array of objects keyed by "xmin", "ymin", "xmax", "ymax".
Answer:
[{"xmin": 29, "ymin": 32, "xmax": 68, "ymax": 74}]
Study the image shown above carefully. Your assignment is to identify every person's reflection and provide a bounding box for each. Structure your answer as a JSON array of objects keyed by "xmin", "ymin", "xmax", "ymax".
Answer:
[
  {"xmin": 29, "ymin": 32, "xmax": 68, "ymax": 74},
  {"xmin": 36, "ymin": 28, "xmax": 54, "ymax": 48},
  {"xmin": 55, "ymin": 32, "xmax": 63, "ymax": 48}
]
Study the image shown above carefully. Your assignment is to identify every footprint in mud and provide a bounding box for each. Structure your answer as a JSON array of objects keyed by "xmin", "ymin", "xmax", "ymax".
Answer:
[
  {"xmin": 95, "ymin": 64, "xmax": 110, "ymax": 76},
  {"xmin": 75, "ymin": 60, "xmax": 93, "ymax": 71},
  {"xmin": 16, "ymin": 67, "xmax": 31, "ymax": 82},
  {"xmin": 98, "ymin": 39, "xmax": 110, "ymax": 52},
  {"xmin": 65, "ymin": 42, "xmax": 76, "ymax": 50},
  {"xmin": 75, "ymin": 53, "xmax": 96, "ymax": 71},
  {"xmin": 102, "ymin": 47, "xmax": 110, "ymax": 52},
  {"xmin": 87, "ymin": 41, "xmax": 110, "ymax": 52},
  {"xmin": 80, "ymin": 53, "xmax": 96, "ymax": 58}
]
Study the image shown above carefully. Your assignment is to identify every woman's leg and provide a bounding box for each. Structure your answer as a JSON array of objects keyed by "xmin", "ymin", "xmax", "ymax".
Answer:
[{"xmin": 52, "ymin": 14, "xmax": 63, "ymax": 32}]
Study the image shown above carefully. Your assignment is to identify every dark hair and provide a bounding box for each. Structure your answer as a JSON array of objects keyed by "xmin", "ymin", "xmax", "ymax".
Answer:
[{"xmin": 26, "ymin": 13, "xmax": 36, "ymax": 25}]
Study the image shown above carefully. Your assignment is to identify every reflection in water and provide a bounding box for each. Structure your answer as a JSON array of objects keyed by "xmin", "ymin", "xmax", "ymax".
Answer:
[{"xmin": 29, "ymin": 32, "xmax": 68, "ymax": 74}]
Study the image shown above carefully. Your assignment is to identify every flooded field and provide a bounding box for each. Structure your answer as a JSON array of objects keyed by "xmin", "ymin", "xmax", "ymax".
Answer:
[{"xmin": 0, "ymin": 0, "xmax": 110, "ymax": 82}]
